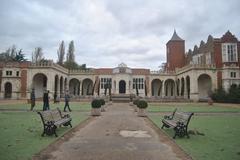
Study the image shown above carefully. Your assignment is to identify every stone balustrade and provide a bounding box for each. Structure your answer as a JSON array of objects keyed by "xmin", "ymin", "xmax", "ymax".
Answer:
[
  {"xmin": 176, "ymin": 64, "xmax": 216, "ymax": 73},
  {"xmin": 69, "ymin": 69, "xmax": 94, "ymax": 74},
  {"xmin": 150, "ymin": 70, "xmax": 176, "ymax": 75},
  {"xmin": 30, "ymin": 60, "xmax": 68, "ymax": 73}
]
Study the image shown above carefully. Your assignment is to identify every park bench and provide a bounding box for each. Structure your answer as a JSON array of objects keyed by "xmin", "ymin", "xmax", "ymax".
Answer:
[
  {"xmin": 161, "ymin": 108, "xmax": 194, "ymax": 139},
  {"xmin": 37, "ymin": 108, "xmax": 72, "ymax": 137}
]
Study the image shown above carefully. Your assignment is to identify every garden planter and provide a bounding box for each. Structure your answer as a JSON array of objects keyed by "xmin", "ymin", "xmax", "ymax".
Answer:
[
  {"xmin": 134, "ymin": 105, "xmax": 138, "ymax": 112},
  {"xmin": 129, "ymin": 102, "xmax": 133, "ymax": 106},
  {"xmin": 91, "ymin": 108, "xmax": 101, "ymax": 116},
  {"xmin": 208, "ymin": 98, "xmax": 213, "ymax": 105},
  {"xmin": 101, "ymin": 105, "xmax": 106, "ymax": 112},
  {"xmin": 138, "ymin": 108, "xmax": 147, "ymax": 117}
]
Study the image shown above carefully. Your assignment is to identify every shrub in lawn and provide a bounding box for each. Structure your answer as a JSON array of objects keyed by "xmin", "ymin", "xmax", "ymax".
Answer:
[
  {"xmin": 211, "ymin": 84, "xmax": 240, "ymax": 103},
  {"xmin": 133, "ymin": 99, "xmax": 139, "ymax": 106},
  {"xmin": 137, "ymin": 100, "xmax": 148, "ymax": 109},
  {"xmin": 137, "ymin": 100, "xmax": 148, "ymax": 117},
  {"xmin": 91, "ymin": 99, "xmax": 102, "ymax": 108},
  {"xmin": 91, "ymin": 99, "xmax": 102, "ymax": 116}
]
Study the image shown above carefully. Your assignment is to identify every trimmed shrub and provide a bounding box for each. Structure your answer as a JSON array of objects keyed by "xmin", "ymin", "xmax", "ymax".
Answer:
[
  {"xmin": 99, "ymin": 99, "xmax": 105, "ymax": 106},
  {"xmin": 211, "ymin": 84, "xmax": 240, "ymax": 103},
  {"xmin": 137, "ymin": 100, "xmax": 148, "ymax": 109},
  {"xmin": 91, "ymin": 99, "xmax": 102, "ymax": 108},
  {"xmin": 133, "ymin": 99, "xmax": 139, "ymax": 106}
]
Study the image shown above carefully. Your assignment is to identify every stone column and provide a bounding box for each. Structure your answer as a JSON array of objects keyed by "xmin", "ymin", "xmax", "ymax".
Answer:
[
  {"xmin": 57, "ymin": 78, "xmax": 60, "ymax": 97},
  {"xmin": 184, "ymin": 78, "xmax": 188, "ymax": 99},
  {"xmin": 162, "ymin": 81, "xmax": 165, "ymax": 98},
  {"xmin": 47, "ymin": 74, "xmax": 55, "ymax": 99},
  {"xmin": 190, "ymin": 74, "xmax": 199, "ymax": 102}
]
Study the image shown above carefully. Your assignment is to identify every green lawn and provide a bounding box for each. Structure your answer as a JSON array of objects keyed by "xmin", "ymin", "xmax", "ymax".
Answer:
[
  {"xmin": 0, "ymin": 110, "xmax": 89, "ymax": 160},
  {"xmin": 149, "ymin": 115, "xmax": 240, "ymax": 160},
  {"xmin": 148, "ymin": 103, "xmax": 240, "ymax": 113},
  {"xmin": 0, "ymin": 101, "xmax": 91, "ymax": 111}
]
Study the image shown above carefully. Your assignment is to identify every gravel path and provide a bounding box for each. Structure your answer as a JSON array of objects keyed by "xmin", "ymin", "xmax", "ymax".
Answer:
[{"xmin": 33, "ymin": 103, "xmax": 191, "ymax": 160}]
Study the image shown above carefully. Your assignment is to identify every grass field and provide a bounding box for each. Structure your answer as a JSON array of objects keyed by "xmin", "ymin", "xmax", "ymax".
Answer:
[
  {"xmin": 149, "ymin": 115, "xmax": 240, "ymax": 160},
  {"xmin": 1, "ymin": 102, "xmax": 240, "ymax": 160},
  {"xmin": 0, "ymin": 107, "xmax": 89, "ymax": 160},
  {"xmin": 0, "ymin": 101, "xmax": 92, "ymax": 111},
  {"xmin": 147, "ymin": 103, "xmax": 240, "ymax": 113}
]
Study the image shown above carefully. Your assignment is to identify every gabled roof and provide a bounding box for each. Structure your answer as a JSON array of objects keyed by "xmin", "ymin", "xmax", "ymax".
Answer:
[{"xmin": 169, "ymin": 30, "xmax": 184, "ymax": 41}]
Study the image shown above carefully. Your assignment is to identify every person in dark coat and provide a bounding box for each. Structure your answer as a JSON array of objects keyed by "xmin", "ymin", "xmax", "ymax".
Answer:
[
  {"xmin": 64, "ymin": 90, "xmax": 71, "ymax": 112},
  {"xmin": 30, "ymin": 88, "xmax": 35, "ymax": 111},
  {"xmin": 43, "ymin": 90, "xmax": 50, "ymax": 111}
]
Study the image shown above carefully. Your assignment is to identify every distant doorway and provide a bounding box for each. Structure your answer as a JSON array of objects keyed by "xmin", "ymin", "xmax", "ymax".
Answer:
[
  {"xmin": 4, "ymin": 82, "xmax": 12, "ymax": 98},
  {"xmin": 119, "ymin": 80, "xmax": 126, "ymax": 94}
]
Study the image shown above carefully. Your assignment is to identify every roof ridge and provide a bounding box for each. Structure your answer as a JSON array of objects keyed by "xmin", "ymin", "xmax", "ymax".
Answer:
[{"xmin": 170, "ymin": 30, "xmax": 184, "ymax": 41}]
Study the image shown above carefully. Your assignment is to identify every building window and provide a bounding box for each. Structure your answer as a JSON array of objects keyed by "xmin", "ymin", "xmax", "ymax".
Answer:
[
  {"xmin": 100, "ymin": 78, "xmax": 112, "ymax": 89},
  {"xmin": 222, "ymin": 43, "xmax": 238, "ymax": 62},
  {"xmin": 230, "ymin": 72, "xmax": 236, "ymax": 78},
  {"xmin": 16, "ymin": 71, "xmax": 19, "ymax": 76},
  {"xmin": 6, "ymin": 71, "xmax": 12, "ymax": 76},
  {"xmin": 206, "ymin": 53, "xmax": 211, "ymax": 64},
  {"xmin": 133, "ymin": 78, "xmax": 144, "ymax": 89}
]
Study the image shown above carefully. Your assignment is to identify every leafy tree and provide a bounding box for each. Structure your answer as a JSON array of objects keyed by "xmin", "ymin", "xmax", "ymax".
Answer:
[
  {"xmin": 0, "ymin": 45, "xmax": 27, "ymax": 62},
  {"xmin": 63, "ymin": 60, "xmax": 79, "ymax": 69},
  {"xmin": 57, "ymin": 41, "xmax": 65, "ymax": 65},
  {"xmin": 15, "ymin": 49, "xmax": 27, "ymax": 61},
  {"xmin": 66, "ymin": 40, "xmax": 75, "ymax": 63},
  {"xmin": 211, "ymin": 84, "xmax": 240, "ymax": 103}
]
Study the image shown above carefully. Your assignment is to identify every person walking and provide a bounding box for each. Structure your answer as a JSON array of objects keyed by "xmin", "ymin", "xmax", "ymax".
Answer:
[
  {"xmin": 43, "ymin": 90, "xmax": 50, "ymax": 111},
  {"xmin": 30, "ymin": 88, "xmax": 35, "ymax": 111},
  {"xmin": 64, "ymin": 90, "xmax": 71, "ymax": 112}
]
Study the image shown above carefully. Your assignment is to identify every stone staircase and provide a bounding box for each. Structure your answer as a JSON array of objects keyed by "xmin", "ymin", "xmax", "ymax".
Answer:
[{"xmin": 111, "ymin": 94, "xmax": 131, "ymax": 103}]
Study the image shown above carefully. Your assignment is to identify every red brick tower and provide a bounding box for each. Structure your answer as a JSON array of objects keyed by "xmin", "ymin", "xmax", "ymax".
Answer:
[{"xmin": 166, "ymin": 30, "xmax": 185, "ymax": 71}]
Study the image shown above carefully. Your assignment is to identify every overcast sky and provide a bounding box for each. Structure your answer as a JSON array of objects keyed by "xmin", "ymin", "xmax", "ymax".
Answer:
[{"xmin": 0, "ymin": 0, "xmax": 239, "ymax": 70}]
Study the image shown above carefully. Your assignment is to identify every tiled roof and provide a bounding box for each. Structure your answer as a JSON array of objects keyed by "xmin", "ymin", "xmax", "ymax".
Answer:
[
  {"xmin": 132, "ymin": 69, "xmax": 150, "ymax": 75},
  {"xmin": 169, "ymin": 30, "xmax": 184, "ymax": 41},
  {"xmin": 94, "ymin": 68, "xmax": 113, "ymax": 75}
]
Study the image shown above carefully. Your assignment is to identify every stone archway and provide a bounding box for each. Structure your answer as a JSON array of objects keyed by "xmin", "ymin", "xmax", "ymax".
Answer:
[
  {"xmin": 186, "ymin": 76, "xmax": 190, "ymax": 99},
  {"xmin": 181, "ymin": 77, "xmax": 185, "ymax": 96},
  {"xmin": 4, "ymin": 82, "xmax": 12, "ymax": 98},
  {"xmin": 69, "ymin": 78, "xmax": 80, "ymax": 96},
  {"xmin": 151, "ymin": 79, "xmax": 162, "ymax": 96},
  {"xmin": 198, "ymin": 74, "xmax": 212, "ymax": 100},
  {"xmin": 82, "ymin": 78, "xmax": 93, "ymax": 95},
  {"xmin": 54, "ymin": 75, "xmax": 59, "ymax": 97},
  {"xmin": 32, "ymin": 73, "xmax": 47, "ymax": 98},
  {"xmin": 64, "ymin": 78, "xmax": 67, "ymax": 92},
  {"xmin": 119, "ymin": 80, "xmax": 126, "ymax": 94},
  {"xmin": 176, "ymin": 79, "xmax": 180, "ymax": 96},
  {"xmin": 165, "ymin": 79, "xmax": 175, "ymax": 97},
  {"xmin": 60, "ymin": 76, "xmax": 64, "ymax": 97}
]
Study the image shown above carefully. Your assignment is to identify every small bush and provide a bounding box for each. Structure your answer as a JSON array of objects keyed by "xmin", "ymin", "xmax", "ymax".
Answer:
[
  {"xmin": 99, "ymin": 99, "xmax": 105, "ymax": 106},
  {"xmin": 211, "ymin": 84, "xmax": 240, "ymax": 103},
  {"xmin": 91, "ymin": 99, "xmax": 102, "ymax": 108},
  {"xmin": 137, "ymin": 100, "xmax": 148, "ymax": 109},
  {"xmin": 133, "ymin": 99, "xmax": 139, "ymax": 106}
]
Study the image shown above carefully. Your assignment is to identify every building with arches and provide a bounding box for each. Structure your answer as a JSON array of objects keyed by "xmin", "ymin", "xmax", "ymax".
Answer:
[{"xmin": 0, "ymin": 31, "xmax": 239, "ymax": 101}]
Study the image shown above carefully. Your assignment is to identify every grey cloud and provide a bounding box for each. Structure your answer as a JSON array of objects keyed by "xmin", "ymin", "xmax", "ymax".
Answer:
[{"xmin": 0, "ymin": 0, "xmax": 240, "ymax": 70}]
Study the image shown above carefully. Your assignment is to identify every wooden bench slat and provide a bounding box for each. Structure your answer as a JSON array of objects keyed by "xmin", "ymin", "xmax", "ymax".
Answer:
[
  {"xmin": 37, "ymin": 107, "xmax": 72, "ymax": 137},
  {"xmin": 161, "ymin": 108, "xmax": 194, "ymax": 139}
]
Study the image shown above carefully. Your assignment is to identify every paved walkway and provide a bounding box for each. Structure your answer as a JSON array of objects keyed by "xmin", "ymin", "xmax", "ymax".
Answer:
[{"xmin": 34, "ymin": 103, "xmax": 191, "ymax": 160}]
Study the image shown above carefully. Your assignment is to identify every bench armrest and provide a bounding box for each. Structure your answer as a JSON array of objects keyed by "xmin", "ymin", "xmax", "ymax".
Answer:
[
  {"xmin": 164, "ymin": 115, "xmax": 173, "ymax": 120},
  {"xmin": 63, "ymin": 114, "xmax": 70, "ymax": 118}
]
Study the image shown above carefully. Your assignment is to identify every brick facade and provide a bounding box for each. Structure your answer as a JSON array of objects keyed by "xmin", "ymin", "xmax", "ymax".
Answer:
[{"xmin": 166, "ymin": 31, "xmax": 185, "ymax": 71}]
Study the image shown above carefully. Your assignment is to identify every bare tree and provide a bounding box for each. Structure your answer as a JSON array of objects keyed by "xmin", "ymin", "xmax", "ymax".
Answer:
[
  {"xmin": 32, "ymin": 47, "xmax": 44, "ymax": 63},
  {"xmin": 57, "ymin": 41, "xmax": 65, "ymax": 65}
]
